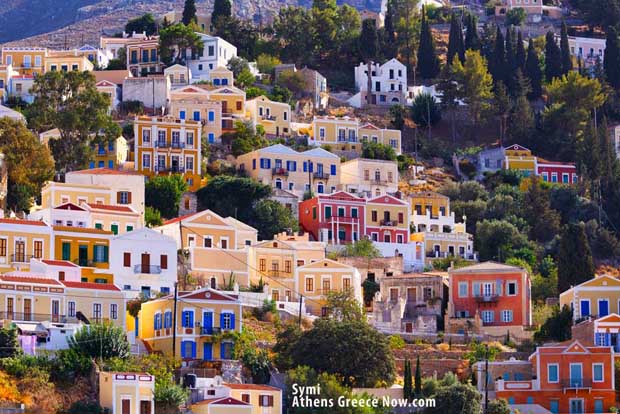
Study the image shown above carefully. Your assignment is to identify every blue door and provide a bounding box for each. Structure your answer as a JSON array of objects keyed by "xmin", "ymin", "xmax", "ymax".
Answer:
[
  {"xmin": 203, "ymin": 312, "xmax": 213, "ymax": 334},
  {"xmin": 580, "ymin": 300, "xmax": 590, "ymax": 317},
  {"xmin": 203, "ymin": 343, "xmax": 213, "ymax": 361},
  {"xmin": 594, "ymin": 399, "xmax": 604, "ymax": 413},
  {"xmin": 599, "ymin": 299, "xmax": 609, "ymax": 317},
  {"xmin": 550, "ymin": 401, "xmax": 559, "ymax": 414},
  {"xmin": 569, "ymin": 364, "xmax": 582, "ymax": 387}
]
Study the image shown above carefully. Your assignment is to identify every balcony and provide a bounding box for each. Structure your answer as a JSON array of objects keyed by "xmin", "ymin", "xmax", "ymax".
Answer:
[
  {"xmin": 155, "ymin": 141, "xmax": 170, "ymax": 148},
  {"xmin": 261, "ymin": 115, "xmax": 277, "ymax": 121},
  {"xmin": 200, "ymin": 327, "xmax": 222, "ymax": 335},
  {"xmin": 314, "ymin": 171, "xmax": 330, "ymax": 179},
  {"xmin": 561, "ymin": 378, "xmax": 592, "ymax": 390},
  {"xmin": 325, "ymin": 215, "xmax": 360, "ymax": 225},
  {"xmin": 10, "ymin": 254, "xmax": 33, "ymax": 264},
  {"xmin": 272, "ymin": 167, "xmax": 289, "ymax": 176},
  {"xmin": 171, "ymin": 142, "xmax": 185, "ymax": 149},
  {"xmin": 474, "ymin": 294, "xmax": 499, "ymax": 303},
  {"xmin": 265, "ymin": 269, "xmax": 292, "ymax": 278},
  {"xmin": 370, "ymin": 179, "xmax": 390, "ymax": 185},
  {"xmin": 0, "ymin": 312, "xmax": 78, "ymax": 324},
  {"xmin": 154, "ymin": 166, "xmax": 185, "ymax": 173},
  {"xmin": 380, "ymin": 219, "xmax": 397, "ymax": 227},
  {"xmin": 133, "ymin": 264, "xmax": 163, "ymax": 274}
]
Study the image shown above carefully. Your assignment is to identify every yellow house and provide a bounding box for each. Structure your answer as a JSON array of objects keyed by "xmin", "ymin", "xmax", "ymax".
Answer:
[
  {"xmin": 339, "ymin": 158, "xmax": 399, "ymax": 196},
  {"xmin": 53, "ymin": 226, "xmax": 112, "ymax": 269},
  {"xmin": 504, "ymin": 144, "xmax": 537, "ymax": 176},
  {"xmin": 247, "ymin": 234, "xmax": 326, "ymax": 301},
  {"xmin": 410, "ymin": 191, "xmax": 455, "ymax": 233},
  {"xmin": 99, "ymin": 372, "xmax": 155, "ymax": 414},
  {"xmin": 295, "ymin": 258, "xmax": 363, "ymax": 316},
  {"xmin": 169, "ymin": 85, "xmax": 222, "ymax": 144},
  {"xmin": 134, "ymin": 115, "xmax": 202, "ymax": 191},
  {"xmin": 559, "ymin": 275, "xmax": 620, "ymax": 322},
  {"xmin": 208, "ymin": 66, "xmax": 234, "ymax": 86},
  {"xmin": 245, "ymin": 95, "xmax": 291, "ymax": 138},
  {"xmin": 139, "ymin": 287, "xmax": 242, "ymax": 360},
  {"xmin": 310, "ymin": 116, "xmax": 401, "ymax": 154},
  {"xmin": 156, "ymin": 210, "xmax": 257, "ymax": 288},
  {"xmin": 126, "ymin": 37, "xmax": 162, "ymax": 76},
  {"xmin": 0, "ymin": 218, "xmax": 53, "ymax": 273},
  {"xmin": 45, "ymin": 51, "xmax": 94, "ymax": 72},
  {"xmin": 236, "ymin": 144, "xmax": 340, "ymax": 200},
  {"xmin": 92, "ymin": 136, "xmax": 129, "ymax": 169},
  {"xmin": 205, "ymin": 85, "xmax": 246, "ymax": 133},
  {"xmin": 227, "ymin": 384, "xmax": 282, "ymax": 414},
  {"xmin": 1, "ymin": 47, "xmax": 47, "ymax": 75}
]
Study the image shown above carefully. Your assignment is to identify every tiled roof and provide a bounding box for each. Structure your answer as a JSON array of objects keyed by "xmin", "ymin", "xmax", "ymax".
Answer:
[
  {"xmin": 301, "ymin": 147, "xmax": 340, "ymax": 159},
  {"xmin": 161, "ymin": 212, "xmax": 200, "ymax": 225},
  {"xmin": 450, "ymin": 261, "xmax": 524, "ymax": 273},
  {"xmin": 61, "ymin": 281, "xmax": 120, "ymax": 291},
  {"xmin": 41, "ymin": 260, "xmax": 78, "ymax": 267},
  {"xmin": 54, "ymin": 202, "xmax": 86, "ymax": 211},
  {"xmin": 69, "ymin": 168, "xmax": 141, "ymax": 175},
  {"xmin": 0, "ymin": 275, "xmax": 62, "ymax": 285},
  {"xmin": 85, "ymin": 203, "xmax": 135, "ymax": 213},
  {"xmin": 225, "ymin": 383, "xmax": 280, "ymax": 391},
  {"xmin": 193, "ymin": 397, "xmax": 250, "ymax": 406},
  {"xmin": 53, "ymin": 225, "xmax": 112, "ymax": 234},
  {"xmin": 0, "ymin": 218, "xmax": 48, "ymax": 227},
  {"xmin": 180, "ymin": 288, "xmax": 239, "ymax": 302}
]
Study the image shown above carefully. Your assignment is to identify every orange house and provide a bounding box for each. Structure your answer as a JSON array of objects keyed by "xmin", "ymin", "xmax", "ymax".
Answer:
[{"xmin": 495, "ymin": 340, "xmax": 616, "ymax": 414}]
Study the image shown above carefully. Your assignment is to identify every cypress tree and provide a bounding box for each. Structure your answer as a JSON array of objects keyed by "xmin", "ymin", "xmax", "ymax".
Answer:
[
  {"xmin": 403, "ymin": 359, "xmax": 412, "ymax": 400},
  {"xmin": 414, "ymin": 356, "xmax": 422, "ymax": 396},
  {"xmin": 385, "ymin": 0, "xmax": 395, "ymax": 44},
  {"xmin": 182, "ymin": 0, "xmax": 197, "ymax": 25},
  {"xmin": 560, "ymin": 21, "xmax": 573, "ymax": 74},
  {"xmin": 212, "ymin": 0, "xmax": 232, "ymax": 26},
  {"xmin": 447, "ymin": 13, "xmax": 465, "ymax": 66},
  {"xmin": 490, "ymin": 26, "xmax": 506, "ymax": 85},
  {"xmin": 545, "ymin": 31, "xmax": 563, "ymax": 82},
  {"xmin": 516, "ymin": 30, "xmax": 526, "ymax": 71},
  {"xmin": 558, "ymin": 223, "xmax": 595, "ymax": 293},
  {"xmin": 525, "ymin": 41, "xmax": 542, "ymax": 99},
  {"xmin": 505, "ymin": 27, "xmax": 516, "ymax": 91},
  {"xmin": 465, "ymin": 13, "xmax": 481, "ymax": 51},
  {"xmin": 604, "ymin": 26, "xmax": 620, "ymax": 89},
  {"xmin": 360, "ymin": 19, "xmax": 378, "ymax": 105},
  {"xmin": 417, "ymin": 6, "xmax": 441, "ymax": 79}
]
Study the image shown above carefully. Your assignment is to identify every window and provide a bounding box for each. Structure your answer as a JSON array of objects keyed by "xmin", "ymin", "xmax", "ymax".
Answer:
[
  {"xmin": 501, "ymin": 310, "xmax": 513, "ymax": 323},
  {"xmin": 222, "ymin": 313, "xmax": 233, "ymax": 329},
  {"xmin": 110, "ymin": 304, "xmax": 118, "ymax": 320},
  {"xmin": 481, "ymin": 310, "xmax": 494, "ymax": 323},
  {"xmin": 259, "ymin": 259, "xmax": 266, "ymax": 272},
  {"xmin": 593, "ymin": 363, "xmax": 604, "ymax": 382},
  {"xmin": 93, "ymin": 303, "xmax": 102, "ymax": 322},
  {"xmin": 259, "ymin": 395, "xmax": 274, "ymax": 407},
  {"xmin": 186, "ymin": 131, "xmax": 194, "ymax": 146},
  {"xmin": 548, "ymin": 364, "xmax": 559, "ymax": 383},
  {"xmin": 123, "ymin": 252, "xmax": 131, "ymax": 267},
  {"xmin": 93, "ymin": 245, "xmax": 108, "ymax": 263},
  {"xmin": 305, "ymin": 277, "xmax": 314, "ymax": 292},
  {"xmin": 371, "ymin": 210, "xmax": 378, "ymax": 222},
  {"xmin": 221, "ymin": 239, "xmax": 228, "ymax": 249},
  {"xmin": 203, "ymin": 237, "xmax": 212, "ymax": 248},
  {"xmin": 550, "ymin": 400, "xmax": 559, "ymax": 414},
  {"xmin": 458, "ymin": 282, "xmax": 468, "ymax": 297},
  {"xmin": 68, "ymin": 301, "xmax": 76, "ymax": 317},
  {"xmin": 186, "ymin": 157, "xmax": 194, "ymax": 172},
  {"xmin": 242, "ymin": 394, "xmax": 250, "ymax": 403},
  {"xmin": 72, "ymin": 64, "xmax": 78, "ymax": 71},
  {"xmin": 285, "ymin": 260, "xmax": 291, "ymax": 273},
  {"xmin": 118, "ymin": 191, "xmax": 130, "ymax": 204},
  {"xmin": 322, "ymin": 278, "xmax": 331, "ymax": 293},
  {"xmin": 507, "ymin": 282, "xmax": 517, "ymax": 295},
  {"xmin": 160, "ymin": 254, "xmax": 168, "ymax": 270},
  {"xmin": 343, "ymin": 277, "xmax": 351, "ymax": 290},
  {"xmin": 182, "ymin": 310, "xmax": 194, "ymax": 327},
  {"xmin": 33, "ymin": 240, "xmax": 43, "ymax": 259},
  {"xmin": 164, "ymin": 311, "xmax": 172, "ymax": 328}
]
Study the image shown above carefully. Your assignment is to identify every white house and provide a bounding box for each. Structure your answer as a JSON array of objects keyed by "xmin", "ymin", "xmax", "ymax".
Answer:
[
  {"xmin": 76, "ymin": 44, "xmax": 111, "ymax": 68},
  {"xmin": 187, "ymin": 34, "xmax": 237, "ymax": 81},
  {"xmin": 350, "ymin": 58, "xmax": 407, "ymax": 107},
  {"xmin": 109, "ymin": 227, "xmax": 178, "ymax": 297}
]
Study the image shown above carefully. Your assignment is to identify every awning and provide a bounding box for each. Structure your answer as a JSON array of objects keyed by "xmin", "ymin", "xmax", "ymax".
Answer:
[{"xmin": 14, "ymin": 322, "xmax": 48, "ymax": 336}]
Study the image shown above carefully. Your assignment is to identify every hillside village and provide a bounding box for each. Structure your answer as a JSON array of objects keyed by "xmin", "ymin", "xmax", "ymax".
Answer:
[{"xmin": 0, "ymin": 0, "xmax": 619, "ymax": 413}]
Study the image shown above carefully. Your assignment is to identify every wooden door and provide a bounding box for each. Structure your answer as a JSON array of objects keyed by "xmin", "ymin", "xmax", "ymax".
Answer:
[
  {"xmin": 23, "ymin": 299, "xmax": 32, "ymax": 321},
  {"xmin": 141, "ymin": 253, "xmax": 150, "ymax": 273},
  {"xmin": 407, "ymin": 288, "xmax": 417, "ymax": 302},
  {"xmin": 140, "ymin": 400, "xmax": 151, "ymax": 414},
  {"xmin": 122, "ymin": 399, "xmax": 131, "ymax": 414}
]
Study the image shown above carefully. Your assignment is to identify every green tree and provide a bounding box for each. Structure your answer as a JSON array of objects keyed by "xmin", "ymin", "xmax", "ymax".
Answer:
[
  {"xmin": 447, "ymin": 13, "xmax": 465, "ymax": 66},
  {"xmin": 534, "ymin": 305, "xmax": 572, "ymax": 342},
  {"xmin": 68, "ymin": 323, "xmax": 130, "ymax": 360},
  {"xmin": 403, "ymin": 359, "xmax": 412, "ymax": 401},
  {"xmin": 453, "ymin": 50, "xmax": 493, "ymax": 128},
  {"xmin": 212, "ymin": 0, "xmax": 232, "ymax": 26},
  {"xmin": 493, "ymin": 82, "xmax": 511, "ymax": 145},
  {"xmin": 272, "ymin": 7, "xmax": 315, "ymax": 65},
  {"xmin": 505, "ymin": 8, "xmax": 526, "ymax": 26},
  {"xmin": 417, "ymin": 6, "xmax": 440, "ymax": 79},
  {"xmin": 339, "ymin": 238, "xmax": 381, "ymax": 258},
  {"xmin": 411, "ymin": 92, "xmax": 441, "ymax": 127},
  {"xmin": 144, "ymin": 206, "xmax": 163, "ymax": 227},
  {"xmin": 557, "ymin": 222, "xmax": 595, "ymax": 293},
  {"xmin": 362, "ymin": 278, "xmax": 380, "ymax": 307},
  {"xmin": 324, "ymin": 289, "xmax": 365, "ymax": 321},
  {"xmin": 464, "ymin": 13, "xmax": 480, "ymax": 51},
  {"xmin": 277, "ymin": 318, "xmax": 395, "ymax": 387},
  {"xmin": 235, "ymin": 67, "xmax": 255, "ymax": 88},
  {"xmin": 544, "ymin": 31, "xmax": 562, "ymax": 82},
  {"xmin": 227, "ymin": 56, "xmax": 250, "ymax": 77},
  {"xmin": 487, "ymin": 398, "xmax": 511, "ymax": 414},
  {"xmin": 276, "ymin": 70, "xmax": 306, "ymax": 96},
  {"xmin": 437, "ymin": 65, "xmax": 460, "ymax": 143},
  {"xmin": 414, "ymin": 355, "xmax": 422, "ymax": 396},
  {"xmin": 0, "ymin": 118, "xmax": 54, "ymax": 212},
  {"xmin": 361, "ymin": 141, "xmax": 397, "ymax": 161},
  {"xmin": 230, "ymin": 120, "xmax": 268, "ymax": 156},
  {"xmin": 508, "ymin": 93, "xmax": 535, "ymax": 146},
  {"xmin": 182, "ymin": 0, "xmax": 197, "ymax": 25},
  {"xmin": 475, "ymin": 219, "xmax": 530, "ymax": 261},
  {"xmin": 604, "ymin": 26, "xmax": 620, "ymax": 89},
  {"xmin": 389, "ymin": 104, "xmax": 406, "ymax": 130},
  {"xmin": 560, "ymin": 21, "xmax": 572, "ymax": 75},
  {"xmin": 240, "ymin": 347, "xmax": 272, "ymax": 384},
  {"xmin": 521, "ymin": 177, "xmax": 561, "ymax": 243},
  {"xmin": 359, "ymin": 18, "xmax": 378, "ymax": 105},
  {"xmin": 0, "ymin": 328, "xmax": 20, "ymax": 358},
  {"xmin": 154, "ymin": 378, "xmax": 189, "ymax": 413},
  {"xmin": 515, "ymin": 30, "xmax": 526, "ymax": 71},
  {"xmin": 489, "ymin": 26, "xmax": 506, "ymax": 85},
  {"xmin": 430, "ymin": 382, "xmax": 481, "ymax": 414},
  {"xmin": 256, "ymin": 54, "xmax": 281, "ymax": 75},
  {"xmin": 159, "ymin": 23, "xmax": 204, "ymax": 65},
  {"xmin": 125, "ymin": 13, "xmax": 158, "ymax": 36},
  {"xmin": 525, "ymin": 41, "xmax": 543, "ymax": 99},
  {"xmin": 145, "ymin": 175, "xmax": 188, "ymax": 219},
  {"xmin": 28, "ymin": 71, "xmax": 120, "ymax": 173},
  {"xmin": 251, "ymin": 199, "xmax": 298, "ymax": 240}
]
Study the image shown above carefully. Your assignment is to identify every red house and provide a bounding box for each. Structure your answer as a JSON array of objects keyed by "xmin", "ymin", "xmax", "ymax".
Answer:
[
  {"xmin": 495, "ymin": 341, "xmax": 616, "ymax": 414},
  {"xmin": 299, "ymin": 191, "xmax": 366, "ymax": 244},
  {"xmin": 447, "ymin": 262, "xmax": 531, "ymax": 332},
  {"xmin": 537, "ymin": 159, "xmax": 578, "ymax": 185}
]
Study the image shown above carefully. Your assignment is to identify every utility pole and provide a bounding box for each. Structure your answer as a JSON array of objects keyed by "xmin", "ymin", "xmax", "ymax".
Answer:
[
  {"xmin": 172, "ymin": 281, "xmax": 179, "ymax": 359},
  {"xmin": 298, "ymin": 295, "xmax": 303, "ymax": 327},
  {"xmin": 307, "ymin": 159, "xmax": 312, "ymax": 196},
  {"xmin": 484, "ymin": 344, "xmax": 489, "ymax": 414},
  {"xmin": 427, "ymin": 97, "xmax": 432, "ymax": 140}
]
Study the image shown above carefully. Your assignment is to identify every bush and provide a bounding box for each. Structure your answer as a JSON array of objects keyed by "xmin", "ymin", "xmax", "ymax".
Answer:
[
  {"xmin": 119, "ymin": 100, "xmax": 144, "ymax": 115},
  {"xmin": 505, "ymin": 7, "xmax": 526, "ymax": 26},
  {"xmin": 68, "ymin": 323, "xmax": 131, "ymax": 360},
  {"xmin": 65, "ymin": 401, "xmax": 110, "ymax": 414},
  {"xmin": 389, "ymin": 335, "xmax": 406, "ymax": 350},
  {"xmin": 411, "ymin": 93, "xmax": 441, "ymax": 127}
]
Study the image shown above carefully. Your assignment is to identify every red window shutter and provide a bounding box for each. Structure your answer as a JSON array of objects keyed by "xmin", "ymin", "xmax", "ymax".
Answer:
[
  {"xmin": 160, "ymin": 255, "xmax": 168, "ymax": 269},
  {"xmin": 116, "ymin": 192, "xmax": 121, "ymax": 203},
  {"xmin": 127, "ymin": 192, "xmax": 132, "ymax": 203},
  {"xmin": 242, "ymin": 394, "xmax": 250, "ymax": 403},
  {"xmin": 398, "ymin": 212, "xmax": 404, "ymax": 224},
  {"xmin": 123, "ymin": 252, "xmax": 131, "ymax": 267},
  {"xmin": 268, "ymin": 395, "xmax": 274, "ymax": 407}
]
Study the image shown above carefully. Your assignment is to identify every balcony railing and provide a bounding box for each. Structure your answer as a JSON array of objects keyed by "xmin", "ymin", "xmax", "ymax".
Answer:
[
  {"xmin": 200, "ymin": 327, "xmax": 222, "ymax": 335},
  {"xmin": 133, "ymin": 264, "xmax": 163, "ymax": 274},
  {"xmin": 272, "ymin": 167, "xmax": 289, "ymax": 176},
  {"xmin": 171, "ymin": 142, "xmax": 185, "ymax": 149},
  {"xmin": 0, "ymin": 311, "xmax": 78, "ymax": 323},
  {"xmin": 325, "ymin": 215, "xmax": 359, "ymax": 224},
  {"xmin": 154, "ymin": 166, "xmax": 185, "ymax": 173},
  {"xmin": 155, "ymin": 141, "xmax": 169, "ymax": 148},
  {"xmin": 371, "ymin": 179, "xmax": 390, "ymax": 185},
  {"xmin": 474, "ymin": 294, "xmax": 499, "ymax": 303},
  {"xmin": 561, "ymin": 378, "xmax": 592, "ymax": 390},
  {"xmin": 314, "ymin": 172, "xmax": 330, "ymax": 179},
  {"xmin": 265, "ymin": 269, "xmax": 292, "ymax": 278},
  {"xmin": 380, "ymin": 219, "xmax": 397, "ymax": 226},
  {"xmin": 10, "ymin": 254, "xmax": 33, "ymax": 264},
  {"xmin": 261, "ymin": 115, "xmax": 277, "ymax": 121}
]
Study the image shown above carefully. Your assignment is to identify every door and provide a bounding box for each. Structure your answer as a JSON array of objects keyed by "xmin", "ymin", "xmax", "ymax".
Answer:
[
  {"xmin": 569, "ymin": 399, "xmax": 584, "ymax": 414},
  {"xmin": 203, "ymin": 312, "xmax": 213, "ymax": 335},
  {"xmin": 140, "ymin": 400, "xmax": 151, "ymax": 414},
  {"xmin": 599, "ymin": 299, "xmax": 609, "ymax": 317},
  {"xmin": 569, "ymin": 364, "xmax": 582, "ymax": 387},
  {"xmin": 23, "ymin": 299, "xmax": 32, "ymax": 321},
  {"xmin": 14, "ymin": 240, "xmax": 25, "ymax": 262},
  {"xmin": 405, "ymin": 323, "xmax": 412, "ymax": 333},
  {"xmin": 62, "ymin": 242, "xmax": 71, "ymax": 260},
  {"xmin": 6, "ymin": 297, "xmax": 14, "ymax": 319},
  {"xmin": 78, "ymin": 245, "xmax": 88, "ymax": 266},
  {"xmin": 171, "ymin": 156, "xmax": 179, "ymax": 172},
  {"xmin": 51, "ymin": 299, "xmax": 60, "ymax": 323},
  {"xmin": 121, "ymin": 399, "xmax": 130, "ymax": 414},
  {"xmin": 203, "ymin": 342, "xmax": 213, "ymax": 361},
  {"xmin": 580, "ymin": 300, "xmax": 590, "ymax": 317},
  {"xmin": 384, "ymin": 211, "xmax": 390, "ymax": 223},
  {"xmin": 407, "ymin": 288, "xmax": 416, "ymax": 302},
  {"xmin": 221, "ymin": 101, "xmax": 228, "ymax": 114},
  {"xmin": 141, "ymin": 253, "xmax": 150, "ymax": 273}
]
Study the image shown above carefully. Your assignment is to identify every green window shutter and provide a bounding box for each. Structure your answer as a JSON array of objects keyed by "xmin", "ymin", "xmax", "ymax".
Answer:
[
  {"xmin": 111, "ymin": 224, "xmax": 118, "ymax": 235},
  {"xmin": 95, "ymin": 223, "xmax": 103, "ymax": 230},
  {"xmin": 103, "ymin": 245, "xmax": 109, "ymax": 263},
  {"xmin": 62, "ymin": 242, "xmax": 71, "ymax": 261},
  {"xmin": 126, "ymin": 225, "xmax": 133, "ymax": 232}
]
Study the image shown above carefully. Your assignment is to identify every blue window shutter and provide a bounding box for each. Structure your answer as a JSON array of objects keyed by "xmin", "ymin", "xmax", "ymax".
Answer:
[
  {"xmin": 230, "ymin": 313, "xmax": 235, "ymax": 330},
  {"xmin": 220, "ymin": 313, "xmax": 225, "ymax": 329},
  {"xmin": 266, "ymin": 159, "xmax": 271, "ymax": 168},
  {"xmin": 193, "ymin": 111, "xmax": 200, "ymax": 121},
  {"xmin": 181, "ymin": 311, "xmax": 187, "ymax": 327},
  {"xmin": 330, "ymin": 164, "xmax": 336, "ymax": 175},
  {"xmin": 204, "ymin": 312, "xmax": 213, "ymax": 334},
  {"xmin": 103, "ymin": 246, "xmax": 109, "ymax": 262},
  {"xmin": 220, "ymin": 343, "xmax": 226, "ymax": 359},
  {"xmin": 191, "ymin": 342, "xmax": 196, "ymax": 358},
  {"xmin": 309, "ymin": 162, "xmax": 314, "ymax": 173},
  {"xmin": 108, "ymin": 160, "xmax": 114, "ymax": 168},
  {"xmin": 293, "ymin": 161, "xmax": 297, "ymax": 171},
  {"xmin": 180, "ymin": 341, "xmax": 186, "ymax": 358},
  {"xmin": 89, "ymin": 161, "xmax": 95, "ymax": 169},
  {"xmin": 180, "ymin": 111, "xmax": 186, "ymax": 120},
  {"xmin": 222, "ymin": 79, "xmax": 228, "ymax": 85},
  {"xmin": 204, "ymin": 343, "xmax": 212, "ymax": 360},
  {"xmin": 189, "ymin": 311, "xmax": 194, "ymax": 327},
  {"xmin": 303, "ymin": 161, "xmax": 307, "ymax": 172},
  {"xmin": 214, "ymin": 79, "xmax": 220, "ymax": 85},
  {"xmin": 153, "ymin": 315, "xmax": 158, "ymax": 330}
]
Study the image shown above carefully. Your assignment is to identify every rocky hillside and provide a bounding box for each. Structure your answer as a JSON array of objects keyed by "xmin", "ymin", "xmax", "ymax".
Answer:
[{"xmin": 1, "ymin": 0, "xmax": 383, "ymax": 49}]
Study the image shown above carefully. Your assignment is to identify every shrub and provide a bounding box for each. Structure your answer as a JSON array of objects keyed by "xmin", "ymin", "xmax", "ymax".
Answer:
[
  {"xmin": 119, "ymin": 100, "xmax": 144, "ymax": 115},
  {"xmin": 68, "ymin": 323, "xmax": 130, "ymax": 360},
  {"xmin": 389, "ymin": 335, "xmax": 406, "ymax": 350},
  {"xmin": 65, "ymin": 401, "xmax": 110, "ymax": 414}
]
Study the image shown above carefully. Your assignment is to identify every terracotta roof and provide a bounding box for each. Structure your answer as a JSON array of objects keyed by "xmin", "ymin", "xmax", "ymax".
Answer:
[
  {"xmin": 0, "ymin": 218, "xmax": 48, "ymax": 227},
  {"xmin": 0, "ymin": 275, "xmax": 62, "ymax": 285},
  {"xmin": 53, "ymin": 225, "xmax": 113, "ymax": 235},
  {"xmin": 85, "ymin": 203, "xmax": 135, "ymax": 213},
  {"xmin": 161, "ymin": 212, "xmax": 199, "ymax": 225},
  {"xmin": 61, "ymin": 281, "xmax": 120, "ymax": 291},
  {"xmin": 54, "ymin": 202, "xmax": 86, "ymax": 211},
  {"xmin": 41, "ymin": 259, "xmax": 78, "ymax": 267},
  {"xmin": 537, "ymin": 158, "xmax": 576, "ymax": 166},
  {"xmin": 68, "ymin": 168, "xmax": 141, "ymax": 176},
  {"xmin": 225, "ymin": 383, "xmax": 280, "ymax": 391},
  {"xmin": 92, "ymin": 70, "xmax": 131, "ymax": 85},
  {"xmin": 180, "ymin": 289, "xmax": 239, "ymax": 302},
  {"xmin": 193, "ymin": 397, "xmax": 250, "ymax": 406}
]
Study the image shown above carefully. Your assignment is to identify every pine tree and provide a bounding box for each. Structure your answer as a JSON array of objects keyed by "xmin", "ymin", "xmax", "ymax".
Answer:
[
  {"xmin": 560, "ymin": 21, "xmax": 573, "ymax": 75},
  {"xmin": 414, "ymin": 356, "xmax": 422, "ymax": 396},
  {"xmin": 417, "ymin": 6, "xmax": 441, "ymax": 79},
  {"xmin": 465, "ymin": 13, "xmax": 481, "ymax": 51},
  {"xmin": 525, "ymin": 41, "xmax": 542, "ymax": 99},
  {"xmin": 384, "ymin": 0, "xmax": 396, "ymax": 57},
  {"xmin": 212, "ymin": 0, "xmax": 232, "ymax": 26},
  {"xmin": 447, "ymin": 13, "xmax": 465, "ymax": 66},
  {"xmin": 508, "ymin": 92, "xmax": 535, "ymax": 146},
  {"xmin": 558, "ymin": 223, "xmax": 595, "ymax": 293},
  {"xmin": 545, "ymin": 31, "xmax": 563, "ymax": 82},
  {"xmin": 505, "ymin": 27, "xmax": 516, "ymax": 91},
  {"xmin": 604, "ymin": 26, "xmax": 620, "ymax": 89},
  {"xmin": 494, "ymin": 81, "xmax": 511, "ymax": 145},
  {"xmin": 516, "ymin": 30, "xmax": 526, "ymax": 71},
  {"xmin": 360, "ymin": 19, "xmax": 378, "ymax": 106},
  {"xmin": 403, "ymin": 359, "xmax": 412, "ymax": 400},
  {"xmin": 182, "ymin": 0, "xmax": 197, "ymax": 25},
  {"xmin": 490, "ymin": 26, "xmax": 506, "ymax": 85}
]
